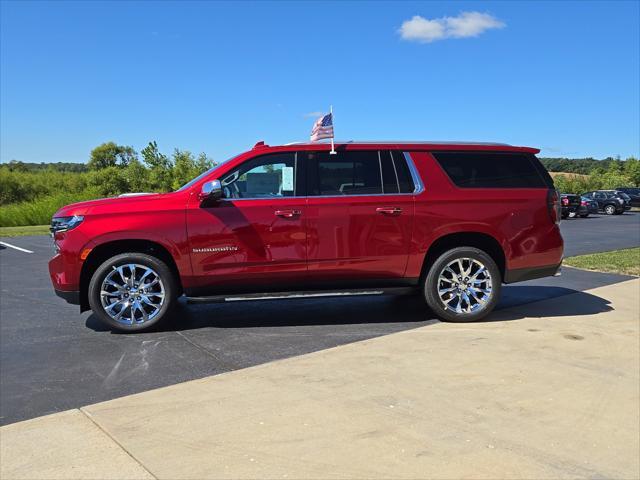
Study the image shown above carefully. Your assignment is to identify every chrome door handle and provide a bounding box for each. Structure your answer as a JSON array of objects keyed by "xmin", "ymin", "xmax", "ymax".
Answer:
[
  {"xmin": 376, "ymin": 207, "xmax": 402, "ymax": 215},
  {"xmin": 275, "ymin": 209, "xmax": 302, "ymax": 218}
]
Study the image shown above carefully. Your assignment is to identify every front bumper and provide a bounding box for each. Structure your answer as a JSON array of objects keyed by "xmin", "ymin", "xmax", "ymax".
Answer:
[{"xmin": 48, "ymin": 252, "xmax": 81, "ymax": 293}]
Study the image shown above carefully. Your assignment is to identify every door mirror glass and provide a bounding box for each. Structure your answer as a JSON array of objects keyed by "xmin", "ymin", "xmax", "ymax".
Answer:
[{"xmin": 199, "ymin": 179, "xmax": 222, "ymax": 204}]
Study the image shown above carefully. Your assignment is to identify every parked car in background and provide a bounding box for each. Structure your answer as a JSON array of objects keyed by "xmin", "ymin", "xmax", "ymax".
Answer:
[
  {"xmin": 600, "ymin": 190, "xmax": 632, "ymax": 211},
  {"xmin": 560, "ymin": 193, "xmax": 583, "ymax": 218},
  {"xmin": 615, "ymin": 187, "xmax": 640, "ymax": 207},
  {"xmin": 581, "ymin": 196, "xmax": 599, "ymax": 216},
  {"xmin": 48, "ymin": 141, "xmax": 564, "ymax": 332},
  {"xmin": 581, "ymin": 190, "xmax": 627, "ymax": 215}
]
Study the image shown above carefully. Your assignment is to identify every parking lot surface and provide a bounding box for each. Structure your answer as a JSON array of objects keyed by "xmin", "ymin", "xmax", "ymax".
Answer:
[
  {"xmin": 560, "ymin": 211, "xmax": 640, "ymax": 256},
  {"xmin": 1, "ymin": 213, "xmax": 638, "ymax": 425}
]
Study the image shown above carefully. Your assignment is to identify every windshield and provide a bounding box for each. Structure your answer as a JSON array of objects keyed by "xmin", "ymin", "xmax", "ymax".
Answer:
[{"xmin": 175, "ymin": 154, "xmax": 242, "ymax": 192}]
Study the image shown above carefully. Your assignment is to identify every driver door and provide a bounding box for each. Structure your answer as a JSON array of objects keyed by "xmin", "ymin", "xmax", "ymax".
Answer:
[{"xmin": 186, "ymin": 152, "xmax": 307, "ymax": 294}]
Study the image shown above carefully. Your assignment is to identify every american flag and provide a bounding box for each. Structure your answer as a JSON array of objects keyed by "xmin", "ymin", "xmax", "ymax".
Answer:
[{"xmin": 310, "ymin": 112, "xmax": 334, "ymax": 141}]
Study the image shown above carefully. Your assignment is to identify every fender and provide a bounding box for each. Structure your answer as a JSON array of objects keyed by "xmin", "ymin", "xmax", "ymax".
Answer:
[
  {"xmin": 406, "ymin": 222, "xmax": 510, "ymax": 279},
  {"xmin": 82, "ymin": 230, "xmax": 191, "ymax": 276}
]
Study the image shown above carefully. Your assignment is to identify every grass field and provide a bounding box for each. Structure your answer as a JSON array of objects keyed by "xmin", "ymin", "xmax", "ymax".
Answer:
[
  {"xmin": 0, "ymin": 192, "xmax": 94, "ymax": 227},
  {"xmin": 564, "ymin": 248, "xmax": 640, "ymax": 276},
  {"xmin": 0, "ymin": 225, "xmax": 50, "ymax": 237}
]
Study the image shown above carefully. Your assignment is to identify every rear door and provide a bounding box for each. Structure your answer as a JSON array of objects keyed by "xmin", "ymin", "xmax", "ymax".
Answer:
[{"xmin": 302, "ymin": 149, "xmax": 415, "ymax": 282}]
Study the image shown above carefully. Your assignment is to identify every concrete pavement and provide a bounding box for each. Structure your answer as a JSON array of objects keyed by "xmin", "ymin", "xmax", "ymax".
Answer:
[{"xmin": 2, "ymin": 278, "xmax": 638, "ymax": 479}]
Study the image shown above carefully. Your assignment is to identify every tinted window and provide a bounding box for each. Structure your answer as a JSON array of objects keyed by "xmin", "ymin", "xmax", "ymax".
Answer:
[
  {"xmin": 306, "ymin": 151, "xmax": 382, "ymax": 196},
  {"xmin": 392, "ymin": 151, "xmax": 415, "ymax": 193},
  {"xmin": 380, "ymin": 151, "xmax": 399, "ymax": 194},
  {"xmin": 220, "ymin": 153, "xmax": 298, "ymax": 198},
  {"xmin": 432, "ymin": 152, "xmax": 548, "ymax": 188}
]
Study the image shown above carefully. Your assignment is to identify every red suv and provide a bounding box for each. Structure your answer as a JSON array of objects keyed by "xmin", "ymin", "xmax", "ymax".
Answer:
[{"xmin": 49, "ymin": 141, "xmax": 563, "ymax": 332}]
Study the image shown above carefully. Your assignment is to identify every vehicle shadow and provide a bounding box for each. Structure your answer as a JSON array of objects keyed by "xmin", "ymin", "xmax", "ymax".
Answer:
[{"xmin": 85, "ymin": 286, "xmax": 614, "ymax": 333}]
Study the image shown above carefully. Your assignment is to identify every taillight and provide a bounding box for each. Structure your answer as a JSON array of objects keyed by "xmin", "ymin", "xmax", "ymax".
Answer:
[
  {"xmin": 561, "ymin": 197, "xmax": 569, "ymax": 206},
  {"xmin": 581, "ymin": 200, "xmax": 587, "ymax": 206},
  {"xmin": 547, "ymin": 189, "xmax": 560, "ymax": 224}
]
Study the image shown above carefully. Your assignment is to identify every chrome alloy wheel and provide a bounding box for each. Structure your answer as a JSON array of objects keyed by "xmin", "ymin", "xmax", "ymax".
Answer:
[
  {"xmin": 437, "ymin": 258, "xmax": 493, "ymax": 314},
  {"xmin": 100, "ymin": 263, "xmax": 165, "ymax": 326}
]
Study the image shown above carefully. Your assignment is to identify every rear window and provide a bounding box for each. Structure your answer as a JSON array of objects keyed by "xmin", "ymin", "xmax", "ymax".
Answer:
[{"xmin": 432, "ymin": 152, "xmax": 549, "ymax": 188}]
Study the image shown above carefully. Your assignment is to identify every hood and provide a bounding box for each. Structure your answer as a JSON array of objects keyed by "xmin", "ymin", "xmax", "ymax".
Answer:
[{"xmin": 53, "ymin": 192, "xmax": 169, "ymax": 217}]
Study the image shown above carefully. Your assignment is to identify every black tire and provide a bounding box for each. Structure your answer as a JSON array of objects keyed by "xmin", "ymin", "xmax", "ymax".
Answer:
[
  {"xmin": 580, "ymin": 213, "xmax": 589, "ymax": 218},
  {"xmin": 88, "ymin": 252, "xmax": 178, "ymax": 332},
  {"xmin": 423, "ymin": 247, "xmax": 501, "ymax": 323},
  {"xmin": 604, "ymin": 204, "xmax": 616, "ymax": 215}
]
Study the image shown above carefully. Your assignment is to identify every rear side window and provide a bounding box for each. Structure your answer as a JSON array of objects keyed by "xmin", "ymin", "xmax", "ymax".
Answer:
[
  {"xmin": 432, "ymin": 152, "xmax": 549, "ymax": 188},
  {"xmin": 392, "ymin": 152, "xmax": 415, "ymax": 193},
  {"xmin": 306, "ymin": 151, "xmax": 382, "ymax": 196}
]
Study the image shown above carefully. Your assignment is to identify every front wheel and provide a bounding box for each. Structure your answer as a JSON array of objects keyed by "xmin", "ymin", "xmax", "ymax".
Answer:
[
  {"xmin": 423, "ymin": 247, "xmax": 501, "ymax": 323},
  {"xmin": 88, "ymin": 252, "xmax": 178, "ymax": 332},
  {"xmin": 568, "ymin": 211, "xmax": 577, "ymax": 218}
]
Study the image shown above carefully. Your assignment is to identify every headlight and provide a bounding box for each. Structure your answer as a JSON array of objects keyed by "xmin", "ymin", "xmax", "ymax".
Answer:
[{"xmin": 50, "ymin": 215, "xmax": 84, "ymax": 234}]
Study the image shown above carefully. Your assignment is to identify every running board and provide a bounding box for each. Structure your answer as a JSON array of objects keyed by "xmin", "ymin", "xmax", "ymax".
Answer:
[{"xmin": 186, "ymin": 287, "xmax": 414, "ymax": 304}]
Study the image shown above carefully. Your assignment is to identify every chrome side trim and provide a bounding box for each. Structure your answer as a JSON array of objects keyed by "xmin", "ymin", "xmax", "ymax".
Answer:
[{"xmin": 403, "ymin": 152, "xmax": 425, "ymax": 194}]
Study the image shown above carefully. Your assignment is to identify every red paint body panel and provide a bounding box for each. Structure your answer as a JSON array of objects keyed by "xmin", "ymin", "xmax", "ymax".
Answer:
[
  {"xmin": 48, "ymin": 141, "xmax": 563, "ymax": 302},
  {"xmin": 305, "ymin": 194, "xmax": 414, "ymax": 280}
]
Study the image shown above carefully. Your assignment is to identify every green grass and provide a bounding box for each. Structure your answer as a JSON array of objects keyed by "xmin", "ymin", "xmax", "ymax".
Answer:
[
  {"xmin": 0, "ymin": 192, "xmax": 95, "ymax": 227},
  {"xmin": 564, "ymin": 248, "xmax": 640, "ymax": 276},
  {"xmin": 0, "ymin": 225, "xmax": 50, "ymax": 237}
]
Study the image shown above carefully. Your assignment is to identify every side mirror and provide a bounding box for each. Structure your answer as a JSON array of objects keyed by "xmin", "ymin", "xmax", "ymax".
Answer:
[{"xmin": 199, "ymin": 179, "xmax": 222, "ymax": 205}]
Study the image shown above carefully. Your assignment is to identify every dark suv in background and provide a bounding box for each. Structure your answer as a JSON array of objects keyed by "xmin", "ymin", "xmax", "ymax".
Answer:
[
  {"xmin": 560, "ymin": 193, "xmax": 584, "ymax": 218},
  {"xmin": 615, "ymin": 187, "xmax": 640, "ymax": 208},
  {"xmin": 581, "ymin": 190, "xmax": 628, "ymax": 215}
]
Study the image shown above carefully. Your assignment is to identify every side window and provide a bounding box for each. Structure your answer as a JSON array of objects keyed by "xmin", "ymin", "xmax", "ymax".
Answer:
[
  {"xmin": 220, "ymin": 153, "xmax": 297, "ymax": 199},
  {"xmin": 432, "ymin": 152, "xmax": 548, "ymax": 188},
  {"xmin": 391, "ymin": 151, "xmax": 416, "ymax": 193},
  {"xmin": 379, "ymin": 151, "xmax": 416, "ymax": 194},
  {"xmin": 306, "ymin": 151, "xmax": 382, "ymax": 196},
  {"xmin": 380, "ymin": 151, "xmax": 400, "ymax": 194}
]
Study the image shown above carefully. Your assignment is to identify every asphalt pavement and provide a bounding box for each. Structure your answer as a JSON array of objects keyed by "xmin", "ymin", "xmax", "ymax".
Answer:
[{"xmin": 1, "ymin": 212, "xmax": 638, "ymax": 425}]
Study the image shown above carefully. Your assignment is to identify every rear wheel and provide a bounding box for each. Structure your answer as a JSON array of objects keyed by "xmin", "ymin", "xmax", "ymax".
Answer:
[
  {"xmin": 423, "ymin": 247, "xmax": 501, "ymax": 323},
  {"xmin": 604, "ymin": 204, "xmax": 616, "ymax": 215},
  {"xmin": 88, "ymin": 252, "xmax": 178, "ymax": 332},
  {"xmin": 568, "ymin": 211, "xmax": 577, "ymax": 218}
]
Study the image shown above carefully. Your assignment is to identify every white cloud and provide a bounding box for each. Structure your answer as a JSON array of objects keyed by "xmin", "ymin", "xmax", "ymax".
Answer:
[
  {"xmin": 303, "ymin": 111, "xmax": 325, "ymax": 118},
  {"xmin": 399, "ymin": 12, "xmax": 505, "ymax": 43}
]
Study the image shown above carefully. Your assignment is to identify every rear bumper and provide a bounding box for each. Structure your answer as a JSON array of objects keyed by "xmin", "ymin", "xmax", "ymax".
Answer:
[
  {"xmin": 504, "ymin": 262, "xmax": 562, "ymax": 284},
  {"xmin": 54, "ymin": 288, "xmax": 80, "ymax": 305}
]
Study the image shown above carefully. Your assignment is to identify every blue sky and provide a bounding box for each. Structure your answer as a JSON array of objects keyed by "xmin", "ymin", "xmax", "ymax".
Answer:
[{"xmin": 1, "ymin": 0, "xmax": 638, "ymax": 163}]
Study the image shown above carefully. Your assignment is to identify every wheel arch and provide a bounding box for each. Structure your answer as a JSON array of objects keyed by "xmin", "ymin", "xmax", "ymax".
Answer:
[
  {"xmin": 419, "ymin": 232, "xmax": 506, "ymax": 283},
  {"xmin": 79, "ymin": 239, "xmax": 183, "ymax": 312}
]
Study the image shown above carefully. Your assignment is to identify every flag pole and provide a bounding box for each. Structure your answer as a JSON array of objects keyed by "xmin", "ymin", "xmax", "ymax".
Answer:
[{"xmin": 329, "ymin": 105, "xmax": 336, "ymax": 155}]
